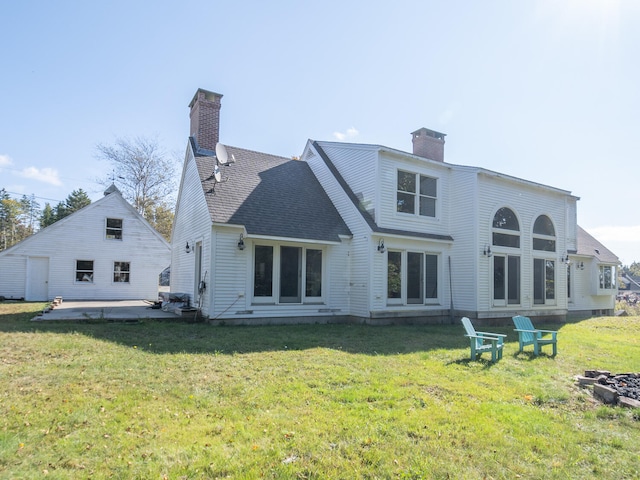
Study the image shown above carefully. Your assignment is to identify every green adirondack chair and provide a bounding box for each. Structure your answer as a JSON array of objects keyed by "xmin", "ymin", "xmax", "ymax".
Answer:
[
  {"xmin": 461, "ymin": 317, "xmax": 506, "ymax": 362},
  {"xmin": 512, "ymin": 315, "xmax": 557, "ymax": 356}
]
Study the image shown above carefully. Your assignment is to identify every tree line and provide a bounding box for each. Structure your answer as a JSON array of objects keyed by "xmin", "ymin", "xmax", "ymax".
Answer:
[{"xmin": 0, "ymin": 136, "xmax": 177, "ymax": 251}]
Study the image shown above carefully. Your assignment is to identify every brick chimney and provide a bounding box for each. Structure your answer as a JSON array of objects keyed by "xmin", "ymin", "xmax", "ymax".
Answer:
[
  {"xmin": 411, "ymin": 128, "xmax": 446, "ymax": 162},
  {"xmin": 189, "ymin": 88, "xmax": 223, "ymax": 151}
]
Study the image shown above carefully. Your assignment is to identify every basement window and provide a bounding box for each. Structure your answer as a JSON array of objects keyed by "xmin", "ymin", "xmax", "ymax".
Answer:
[
  {"xmin": 106, "ymin": 218, "xmax": 123, "ymax": 240},
  {"xmin": 76, "ymin": 260, "xmax": 94, "ymax": 283},
  {"xmin": 113, "ymin": 262, "xmax": 130, "ymax": 283}
]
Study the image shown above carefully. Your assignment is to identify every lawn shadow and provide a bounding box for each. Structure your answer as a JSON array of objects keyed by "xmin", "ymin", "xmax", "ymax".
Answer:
[
  {"xmin": 0, "ymin": 305, "xmax": 502, "ymax": 356},
  {"xmin": 446, "ymin": 357, "xmax": 503, "ymax": 370}
]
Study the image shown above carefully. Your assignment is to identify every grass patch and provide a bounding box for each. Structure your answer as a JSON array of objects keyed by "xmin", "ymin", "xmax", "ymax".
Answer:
[{"xmin": 1, "ymin": 302, "xmax": 639, "ymax": 478}]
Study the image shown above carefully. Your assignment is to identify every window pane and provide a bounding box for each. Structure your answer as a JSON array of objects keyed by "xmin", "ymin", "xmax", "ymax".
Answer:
[
  {"xmin": 254, "ymin": 246, "xmax": 273, "ymax": 297},
  {"xmin": 305, "ymin": 249, "xmax": 322, "ymax": 297},
  {"xmin": 493, "ymin": 232, "xmax": 520, "ymax": 248},
  {"xmin": 113, "ymin": 261, "xmax": 130, "ymax": 283},
  {"xmin": 425, "ymin": 254, "xmax": 438, "ymax": 299},
  {"xmin": 533, "ymin": 238, "xmax": 556, "ymax": 252},
  {"xmin": 533, "ymin": 258, "xmax": 545, "ymax": 304},
  {"xmin": 397, "ymin": 192, "xmax": 415, "ymax": 214},
  {"xmin": 600, "ymin": 266, "xmax": 613, "ymax": 289},
  {"xmin": 533, "ymin": 215, "xmax": 555, "ymax": 236},
  {"xmin": 407, "ymin": 252, "xmax": 423, "ymax": 304},
  {"xmin": 492, "ymin": 208, "xmax": 519, "ymax": 231},
  {"xmin": 387, "ymin": 251, "xmax": 402, "ymax": 299},
  {"xmin": 106, "ymin": 218, "xmax": 123, "ymax": 239},
  {"xmin": 76, "ymin": 260, "xmax": 94, "ymax": 282},
  {"xmin": 419, "ymin": 176, "xmax": 437, "ymax": 197},
  {"xmin": 280, "ymin": 246, "xmax": 301, "ymax": 303},
  {"xmin": 419, "ymin": 197, "xmax": 436, "ymax": 217},
  {"xmin": 493, "ymin": 256, "xmax": 505, "ymax": 300},
  {"xmin": 507, "ymin": 256, "xmax": 520, "ymax": 304},
  {"xmin": 545, "ymin": 260, "xmax": 555, "ymax": 300},
  {"xmin": 397, "ymin": 171, "xmax": 416, "ymax": 193}
]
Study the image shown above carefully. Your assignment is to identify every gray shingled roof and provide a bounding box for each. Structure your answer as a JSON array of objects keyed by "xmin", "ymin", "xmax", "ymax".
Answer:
[
  {"xmin": 192, "ymin": 140, "xmax": 351, "ymax": 242},
  {"xmin": 576, "ymin": 226, "xmax": 619, "ymax": 263}
]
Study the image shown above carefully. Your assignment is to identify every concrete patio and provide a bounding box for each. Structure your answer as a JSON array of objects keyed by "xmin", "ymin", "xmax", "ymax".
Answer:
[{"xmin": 31, "ymin": 300, "xmax": 187, "ymax": 322}]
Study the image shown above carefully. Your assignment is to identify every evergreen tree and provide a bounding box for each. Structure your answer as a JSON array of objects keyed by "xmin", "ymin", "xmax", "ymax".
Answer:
[
  {"xmin": 40, "ymin": 203, "xmax": 55, "ymax": 228},
  {"xmin": 64, "ymin": 189, "xmax": 91, "ymax": 213}
]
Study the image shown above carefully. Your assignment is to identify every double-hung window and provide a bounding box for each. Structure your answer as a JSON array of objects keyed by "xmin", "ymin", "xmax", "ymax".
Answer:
[
  {"xmin": 397, "ymin": 170, "xmax": 437, "ymax": 217},
  {"xmin": 106, "ymin": 218, "xmax": 123, "ymax": 240},
  {"xmin": 387, "ymin": 251, "xmax": 439, "ymax": 305},
  {"xmin": 253, "ymin": 245, "xmax": 323, "ymax": 304},
  {"xmin": 76, "ymin": 260, "xmax": 94, "ymax": 283},
  {"xmin": 113, "ymin": 261, "xmax": 131, "ymax": 283}
]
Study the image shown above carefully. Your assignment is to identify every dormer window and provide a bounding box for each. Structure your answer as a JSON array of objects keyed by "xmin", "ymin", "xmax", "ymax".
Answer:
[
  {"xmin": 396, "ymin": 170, "xmax": 437, "ymax": 217},
  {"xmin": 106, "ymin": 218, "xmax": 123, "ymax": 240}
]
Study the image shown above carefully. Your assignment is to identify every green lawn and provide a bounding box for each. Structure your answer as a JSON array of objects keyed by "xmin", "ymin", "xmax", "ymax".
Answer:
[{"xmin": 1, "ymin": 302, "xmax": 639, "ymax": 479}]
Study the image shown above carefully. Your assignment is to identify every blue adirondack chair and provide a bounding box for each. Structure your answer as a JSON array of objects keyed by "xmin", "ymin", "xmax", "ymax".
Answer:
[
  {"xmin": 512, "ymin": 315, "xmax": 557, "ymax": 356},
  {"xmin": 461, "ymin": 317, "xmax": 506, "ymax": 362}
]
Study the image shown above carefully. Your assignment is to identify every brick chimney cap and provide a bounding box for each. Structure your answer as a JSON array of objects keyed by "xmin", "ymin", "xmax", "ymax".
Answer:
[
  {"xmin": 189, "ymin": 88, "xmax": 223, "ymax": 108},
  {"xmin": 411, "ymin": 127, "xmax": 446, "ymax": 141}
]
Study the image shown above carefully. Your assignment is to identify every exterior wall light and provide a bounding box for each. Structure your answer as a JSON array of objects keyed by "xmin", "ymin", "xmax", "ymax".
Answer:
[
  {"xmin": 185, "ymin": 242, "xmax": 192, "ymax": 253},
  {"xmin": 483, "ymin": 245, "xmax": 492, "ymax": 257},
  {"xmin": 377, "ymin": 239, "xmax": 385, "ymax": 253},
  {"xmin": 237, "ymin": 233, "xmax": 245, "ymax": 251}
]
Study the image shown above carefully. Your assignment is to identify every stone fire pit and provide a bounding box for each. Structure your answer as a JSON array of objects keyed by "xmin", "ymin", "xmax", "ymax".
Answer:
[{"xmin": 577, "ymin": 370, "xmax": 640, "ymax": 408}]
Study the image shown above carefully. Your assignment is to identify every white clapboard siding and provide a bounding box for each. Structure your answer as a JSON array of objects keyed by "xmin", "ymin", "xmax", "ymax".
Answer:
[
  {"xmin": 304, "ymin": 143, "xmax": 372, "ymax": 319},
  {"xmin": 377, "ymin": 151, "xmax": 452, "ymax": 236},
  {"xmin": 476, "ymin": 171, "xmax": 571, "ymax": 313},
  {"xmin": 171, "ymin": 145, "xmax": 216, "ymax": 311},
  {"xmin": 0, "ymin": 191, "xmax": 170, "ymax": 301},
  {"xmin": 448, "ymin": 167, "xmax": 480, "ymax": 311}
]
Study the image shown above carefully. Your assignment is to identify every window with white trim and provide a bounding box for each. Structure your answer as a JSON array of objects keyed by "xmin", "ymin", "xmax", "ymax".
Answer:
[
  {"xmin": 492, "ymin": 207, "xmax": 520, "ymax": 248},
  {"xmin": 533, "ymin": 258, "xmax": 555, "ymax": 305},
  {"xmin": 533, "ymin": 215, "xmax": 556, "ymax": 252},
  {"xmin": 493, "ymin": 255, "xmax": 520, "ymax": 306},
  {"xmin": 113, "ymin": 261, "xmax": 130, "ymax": 283},
  {"xmin": 491, "ymin": 208, "xmax": 521, "ymax": 306},
  {"xmin": 76, "ymin": 260, "xmax": 94, "ymax": 283},
  {"xmin": 599, "ymin": 265, "xmax": 616, "ymax": 290},
  {"xmin": 106, "ymin": 218, "xmax": 123, "ymax": 240},
  {"xmin": 253, "ymin": 245, "xmax": 323, "ymax": 304},
  {"xmin": 387, "ymin": 250, "xmax": 439, "ymax": 305},
  {"xmin": 396, "ymin": 170, "xmax": 437, "ymax": 217}
]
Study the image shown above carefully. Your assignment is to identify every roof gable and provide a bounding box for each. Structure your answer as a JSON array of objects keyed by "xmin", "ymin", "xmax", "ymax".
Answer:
[
  {"xmin": 0, "ymin": 190, "xmax": 169, "ymax": 256},
  {"xmin": 193, "ymin": 143, "xmax": 351, "ymax": 242},
  {"xmin": 576, "ymin": 226, "xmax": 619, "ymax": 263}
]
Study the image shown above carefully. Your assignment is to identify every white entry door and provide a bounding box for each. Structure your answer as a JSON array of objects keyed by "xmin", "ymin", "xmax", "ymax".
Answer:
[{"xmin": 27, "ymin": 257, "xmax": 49, "ymax": 301}]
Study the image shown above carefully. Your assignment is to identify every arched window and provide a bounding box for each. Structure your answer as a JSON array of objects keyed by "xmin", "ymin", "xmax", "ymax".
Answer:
[
  {"xmin": 532, "ymin": 215, "xmax": 557, "ymax": 305},
  {"xmin": 533, "ymin": 215, "xmax": 556, "ymax": 252},
  {"xmin": 492, "ymin": 207, "xmax": 520, "ymax": 248},
  {"xmin": 491, "ymin": 208, "xmax": 520, "ymax": 306}
]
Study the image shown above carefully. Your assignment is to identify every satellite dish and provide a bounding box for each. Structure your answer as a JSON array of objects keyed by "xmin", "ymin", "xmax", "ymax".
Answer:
[
  {"xmin": 215, "ymin": 143, "xmax": 229, "ymax": 165},
  {"xmin": 213, "ymin": 165, "xmax": 222, "ymax": 182}
]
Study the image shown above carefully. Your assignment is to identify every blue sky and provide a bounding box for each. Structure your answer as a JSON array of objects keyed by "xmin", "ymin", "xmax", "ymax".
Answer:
[{"xmin": 1, "ymin": 1, "xmax": 639, "ymax": 263}]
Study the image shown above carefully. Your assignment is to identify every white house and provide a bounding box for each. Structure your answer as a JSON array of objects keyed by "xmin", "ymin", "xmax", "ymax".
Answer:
[
  {"xmin": 170, "ymin": 88, "xmax": 618, "ymax": 324},
  {"xmin": 0, "ymin": 186, "xmax": 171, "ymax": 301}
]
